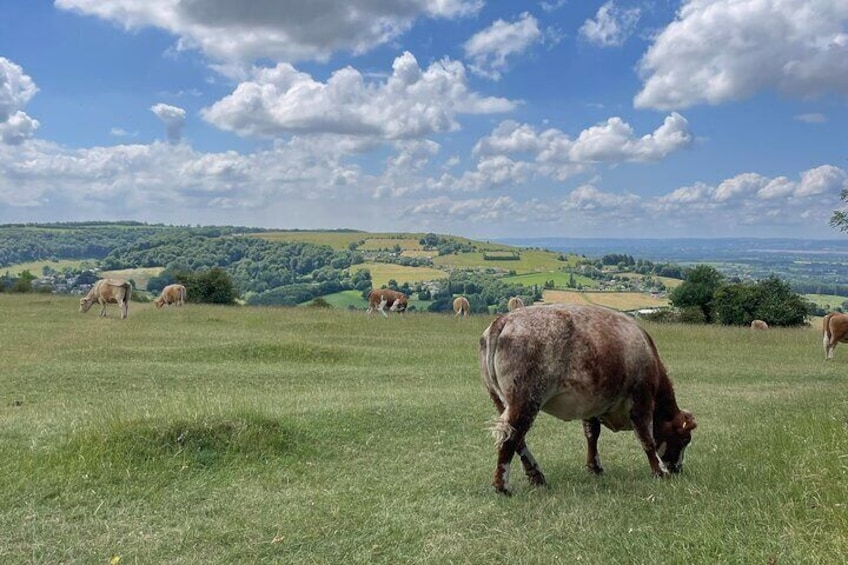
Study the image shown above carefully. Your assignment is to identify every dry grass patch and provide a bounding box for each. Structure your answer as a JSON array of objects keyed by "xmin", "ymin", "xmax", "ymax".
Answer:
[{"xmin": 543, "ymin": 290, "xmax": 668, "ymax": 311}]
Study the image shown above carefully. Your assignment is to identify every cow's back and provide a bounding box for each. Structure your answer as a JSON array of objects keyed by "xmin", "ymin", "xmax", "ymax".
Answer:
[{"xmin": 486, "ymin": 305, "xmax": 660, "ymax": 424}]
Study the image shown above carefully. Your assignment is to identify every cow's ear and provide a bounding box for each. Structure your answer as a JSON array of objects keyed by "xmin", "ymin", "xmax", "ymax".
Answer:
[{"xmin": 676, "ymin": 410, "xmax": 697, "ymax": 432}]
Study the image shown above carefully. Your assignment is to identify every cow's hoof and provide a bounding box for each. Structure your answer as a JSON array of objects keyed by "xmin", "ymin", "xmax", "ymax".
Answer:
[
  {"xmin": 493, "ymin": 484, "xmax": 513, "ymax": 496},
  {"xmin": 586, "ymin": 465, "xmax": 604, "ymax": 476},
  {"xmin": 527, "ymin": 472, "xmax": 547, "ymax": 487},
  {"xmin": 653, "ymin": 470, "xmax": 671, "ymax": 479}
]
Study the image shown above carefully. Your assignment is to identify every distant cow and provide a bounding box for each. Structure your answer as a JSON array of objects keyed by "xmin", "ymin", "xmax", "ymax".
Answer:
[
  {"xmin": 79, "ymin": 278, "xmax": 132, "ymax": 319},
  {"xmin": 750, "ymin": 319, "xmax": 769, "ymax": 330},
  {"xmin": 367, "ymin": 289, "xmax": 408, "ymax": 317},
  {"xmin": 453, "ymin": 296, "xmax": 470, "ymax": 318},
  {"xmin": 822, "ymin": 312, "xmax": 848, "ymax": 359},
  {"xmin": 154, "ymin": 284, "xmax": 187, "ymax": 308},
  {"xmin": 507, "ymin": 296, "xmax": 524, "ymax": 311},
  {"xmin": 480, "ymin": 304, "xmax": 696, "ymax": 495}
]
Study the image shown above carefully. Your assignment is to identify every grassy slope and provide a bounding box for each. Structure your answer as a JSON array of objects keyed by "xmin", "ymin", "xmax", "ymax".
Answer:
[{"xmin": 1, "ymin": 294, "xmax": 846, "ymax": 563}]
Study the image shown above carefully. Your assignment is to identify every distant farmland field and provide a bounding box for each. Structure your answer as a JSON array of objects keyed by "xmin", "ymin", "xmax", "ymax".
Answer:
[
  {"xmin": 355, "ymin": 262, "xmax": 447, "ymax": 288},
  {"xmin": 543, "ymin": 290, "xmax": 669, "ymax": 311}
]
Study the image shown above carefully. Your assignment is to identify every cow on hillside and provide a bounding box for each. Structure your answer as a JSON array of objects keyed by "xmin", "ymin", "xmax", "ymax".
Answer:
[
  {"xmin": 453, "ymin": 296, "xmax": 470, "ymax": 318},
  {"xmin": 750, "ymin": 319, "xmax": 769, "ymax": 330},
  {"xmin": 507, "ymin": 296, "xmax": 524, "ymax": 311},
  {"xmin": 367, "ymin": 289, "xmax": 408, "ymax": 317},
  {"xmin": 154, "ymin": 284, "xmax": 187, "ymax": 308},
  {"xmin": 79, "ymin": 278, "xmax": 132, "ymax": 319},
  {"xmin": 822, "ymin": 312, "xmax": 848, "ymax": 359},
  {"xmin": 480, "ymin": 304, "xmax": 696, "ymax": 495}
]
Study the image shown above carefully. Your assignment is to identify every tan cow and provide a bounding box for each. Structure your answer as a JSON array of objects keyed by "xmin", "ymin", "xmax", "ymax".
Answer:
[
  {"xmin": 453, "ymin": 296, "xmax": 470, "ymax": 318},
  {"xmin": 79, "ymin": 278, "xmax": 132, "ymax": 319},
  {"xmin": 480, "ymin": 304, "xmax": 696, "ymax": 495},
  {"xmin": 750, "ymin": 319, "xmax": 769, "ymax": 330},
  {"xmin": 367, "ymin": 289, "xmax": 408, "ymax": 317},
  {"xmin": 154, "ymin": 284, "xmax": 187, "ymax": 308},
  {"xmin": 507, "ymin": 296, "xmax": 524, "ymax": 311},
  {"xmin": 822, "ymin": 312, "xmax": 848, "ymax": 359}
]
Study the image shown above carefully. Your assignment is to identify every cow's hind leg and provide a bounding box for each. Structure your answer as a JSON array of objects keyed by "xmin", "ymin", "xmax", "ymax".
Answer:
[
  {"xmin": 491, "ymin": 400, "xmax": 544, "ymax": 495},
  {"xmin": 583, "ymin": 418, "xmax": 604, "ymax": 475}
]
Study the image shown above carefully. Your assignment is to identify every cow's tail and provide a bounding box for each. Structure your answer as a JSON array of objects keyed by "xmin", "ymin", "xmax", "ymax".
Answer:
[
  {"xmin": 481, "ymin": 316, "xmax": 514, "ymax": 448},
  {"xmin": 823, "ymin": 314, "xmax": 832, "ymax": 353},
  {"xmin": 120, "ymin": 281, "xmax": 132, "ymax": 318}
]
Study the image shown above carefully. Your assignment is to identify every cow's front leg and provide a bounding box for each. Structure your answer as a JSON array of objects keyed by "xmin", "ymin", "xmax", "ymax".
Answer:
[
  {"xmin": 99, "ymin": 302, "xmax": 108, "ymax": 317},
  {"xmin": 582, "ymin": 418, "xmax": 604, "ymax": 475},
  {"xmin": 630, "ymin": 399, "xmax": 669, "ymax": 478}
]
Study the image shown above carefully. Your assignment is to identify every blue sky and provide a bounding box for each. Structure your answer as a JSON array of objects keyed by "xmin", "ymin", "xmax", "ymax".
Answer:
[{"xmin": 1, "ymin": 1, "xmax": 847, "ymax": 239}]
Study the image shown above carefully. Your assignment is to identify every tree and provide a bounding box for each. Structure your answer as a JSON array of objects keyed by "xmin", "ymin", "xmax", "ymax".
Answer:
[
  {"xmin": 669, "ymin": 265, "xmax": 725, "ymax": 323},
  {"xmin": 176, "ymin": 267, "xmax": 238, "ymax": 304},
  {"xmin": 713, "ymin": 276, "xmax": 807, "ymax": 327}
]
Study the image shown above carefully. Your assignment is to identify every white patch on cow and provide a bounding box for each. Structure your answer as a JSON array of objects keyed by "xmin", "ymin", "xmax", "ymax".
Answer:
[
  {"xmin": 655, "ymin": 453, "xmax": 669, "ymax": 474},
  {"xmin": 656, "ymin": 442, "xmax": 667, "ymax": 457}
]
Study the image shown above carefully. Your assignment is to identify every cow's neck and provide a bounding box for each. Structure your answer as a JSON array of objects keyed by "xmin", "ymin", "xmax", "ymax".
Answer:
[{"xmin": 653, "ymin": 373, "xmax": 680, "ymax": 421}]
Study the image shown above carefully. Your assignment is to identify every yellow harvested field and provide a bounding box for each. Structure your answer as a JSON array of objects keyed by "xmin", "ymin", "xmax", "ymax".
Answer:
[
  {"xmin": 101, "ymin": 267, "xmax": 164, "ymax": 291},
  {"xmin": 354, "ymin": 262, "xmax": 447, "ymax": 288},
  {"xmin": 543, "ymin": 290, "xmax": 668, "ymax": 311}
]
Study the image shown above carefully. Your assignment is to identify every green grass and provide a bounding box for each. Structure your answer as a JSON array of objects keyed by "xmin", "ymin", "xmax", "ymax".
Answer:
[
  {"xmin": 1, "ymin": 294, "xmax": 847, "ymax": 563},
  {"xmin": 433, "ymin": 249, "xmax": 573, "ymax": 273},
  {"xmin": 804, "ymin": 293, "xmax": 847, "ymax": 310},
  {"xmin": 2, "ymin": 259, "xmax": 93, "ymax": 276},
  {"xmin": 502, "ymin": 270, "xmax": 598, "ymax": 289}
]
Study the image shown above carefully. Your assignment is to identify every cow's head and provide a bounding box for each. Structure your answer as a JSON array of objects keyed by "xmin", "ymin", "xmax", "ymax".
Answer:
[
  {"xmin": 656, "ymin": 410, "xmax": 696, "ymax": 473},
  {"xmin": 79, "ymin": 297, "xmax": 93, "ymax": 313},
  {"xmin": 153, "ymin": 297, "xmax": 165, "ymax": 308}
]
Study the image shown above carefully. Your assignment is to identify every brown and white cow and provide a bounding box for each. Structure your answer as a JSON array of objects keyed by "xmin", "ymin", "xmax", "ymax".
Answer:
[
  {"xmin": 507, "ymin": 296, "xmax": 524, "ymax": 311},
  {"xmin": 480, "ymin": 304, "xmax": 696, "ymax": 495},
  {"xmin": 79, "ymin": 278, "xmax": 132, "ymax": 319},
  {"xmin": 822, "ymin": 312, "xmax": 848, "ymax": 360},
  {"xmin": 453, "ymin": 296, "xmax": 470, "ymax": 318},
  {"xmin": 367, "ymin": 289, "xmax": 408, "ymax": 317},
  {"xmin": 750, "ymin": 319, "xmax": 769, "ymax": 330},
  {"xmin": 154, "ymin": 283, "xmax": 187, "ymax": 308}
]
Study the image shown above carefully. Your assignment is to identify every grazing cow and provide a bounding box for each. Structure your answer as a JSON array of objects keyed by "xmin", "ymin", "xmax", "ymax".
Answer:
[
  {"xmin": 822, "ymin": 312, "xmax": 848, "ymax": 360},
  {"xmin": 480, "ymin": 304, "xmax": 696, "ymax": 495},
  {"xmin": 750, "ymin": 319, "xmax": 769, "ymax": 330},
  {"xmin": 79, "ymin": 278, "xmax": 132, "ymax": 319},
  {"xmin": 453, "ymin": 296, "xmax": 470, "ymax": 318},
  {"xmin": 507, "ymin": 296, "xmax": 524, "ymax": 311},
  {"xmin": 367, "ymin": 289, "xmax": 408, "ymax": 317},
  {"xmin": 154, "ymin": 284, "xmax": 187, "ymax": 308}
]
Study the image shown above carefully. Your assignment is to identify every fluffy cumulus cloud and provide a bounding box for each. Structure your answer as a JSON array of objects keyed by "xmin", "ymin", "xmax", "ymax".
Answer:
[
  {"xmin": 400, "ymin": 164, "xmax": 848, "ymax": 237},
  {"xmin": 474, "ymin": 113, "xmax": 693, "ymax": 164},
  {"xmin": 635, "ymin": 0, "xmax": 848, "ymax": 110},
  {"xmin": 202, "ymin": 51, "xmax": 515, "ymax": 140},
  {"xmin": 150, "ymin": 103, "xmax": 186, "ymax": 142},
  {"xmin": 0, "ymin": 137, "xmax": 366, "ymax": 219},
  {"xmin": 55, "ymin": 0, "xmax": 483, "ymax": 63},
  {"xmin": 579, "ymin": 1, "xmax": 641, "ymax": 47},
  {"xmin": 0, "ymin": 57, "xmax": 40, "ymax": 145},
  {"xmin": 463, "ymin": 12, "xmax": 544, "ymax": 79}
]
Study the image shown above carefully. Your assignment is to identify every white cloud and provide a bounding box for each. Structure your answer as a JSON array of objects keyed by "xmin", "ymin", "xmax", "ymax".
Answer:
[
  {"xmin": 474, "ymin": 113, "xmax": 693, "ymax": 164},
  {"xmin": 56, "ymin": 0, "xmax": 483, "ymax": 64},
  {"xmin": 150, "ymin": 103, "xmax": 186, "ymax": 142},
  {"xmin": 579, "ymin": 1, "xmax": 641, "ymax": 47},
  {"xmin": 635, "ymin": 0, "xmax": 848, "ymax": 110},
  {"xmin": 202, "ymin": 52, "xmax": 515, "ymax": 141},
  {"xmin": 0, "ymin": 57, "xmax": 40, "ymax": 145},
  {"xmin": 464, "ymin": 12, "xmax": 544, "ymax": 80},
  {"xmin": 794, "ymin": 113, "xmax": 827, "ymax": 124}
]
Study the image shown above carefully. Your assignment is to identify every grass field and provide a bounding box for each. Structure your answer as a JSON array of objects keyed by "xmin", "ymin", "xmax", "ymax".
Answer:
[
  {"xmin": 502, "ymin": 270, "xmax": 598, "ymax": 289},
  {"xmin": 2, "ymin": 259, "xmax": 93, "ymax": 276},
  {"xmin": 804, "ymin": 293, "xmax": 847, "ymax": 310},
  {"xmin": 1, "ymin": 295, "xmax": 847, "ymax": 563},
  {"xmin": 543, "ymin": 290, "xmax": 670, "ymax": 311},
  {"xmin": 355, "ymin": 262, "xmax": 448, "ymax": 288},
  {"xmin": 432, "ymin": 249, "xmax": 573, "ymax": 273}
]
